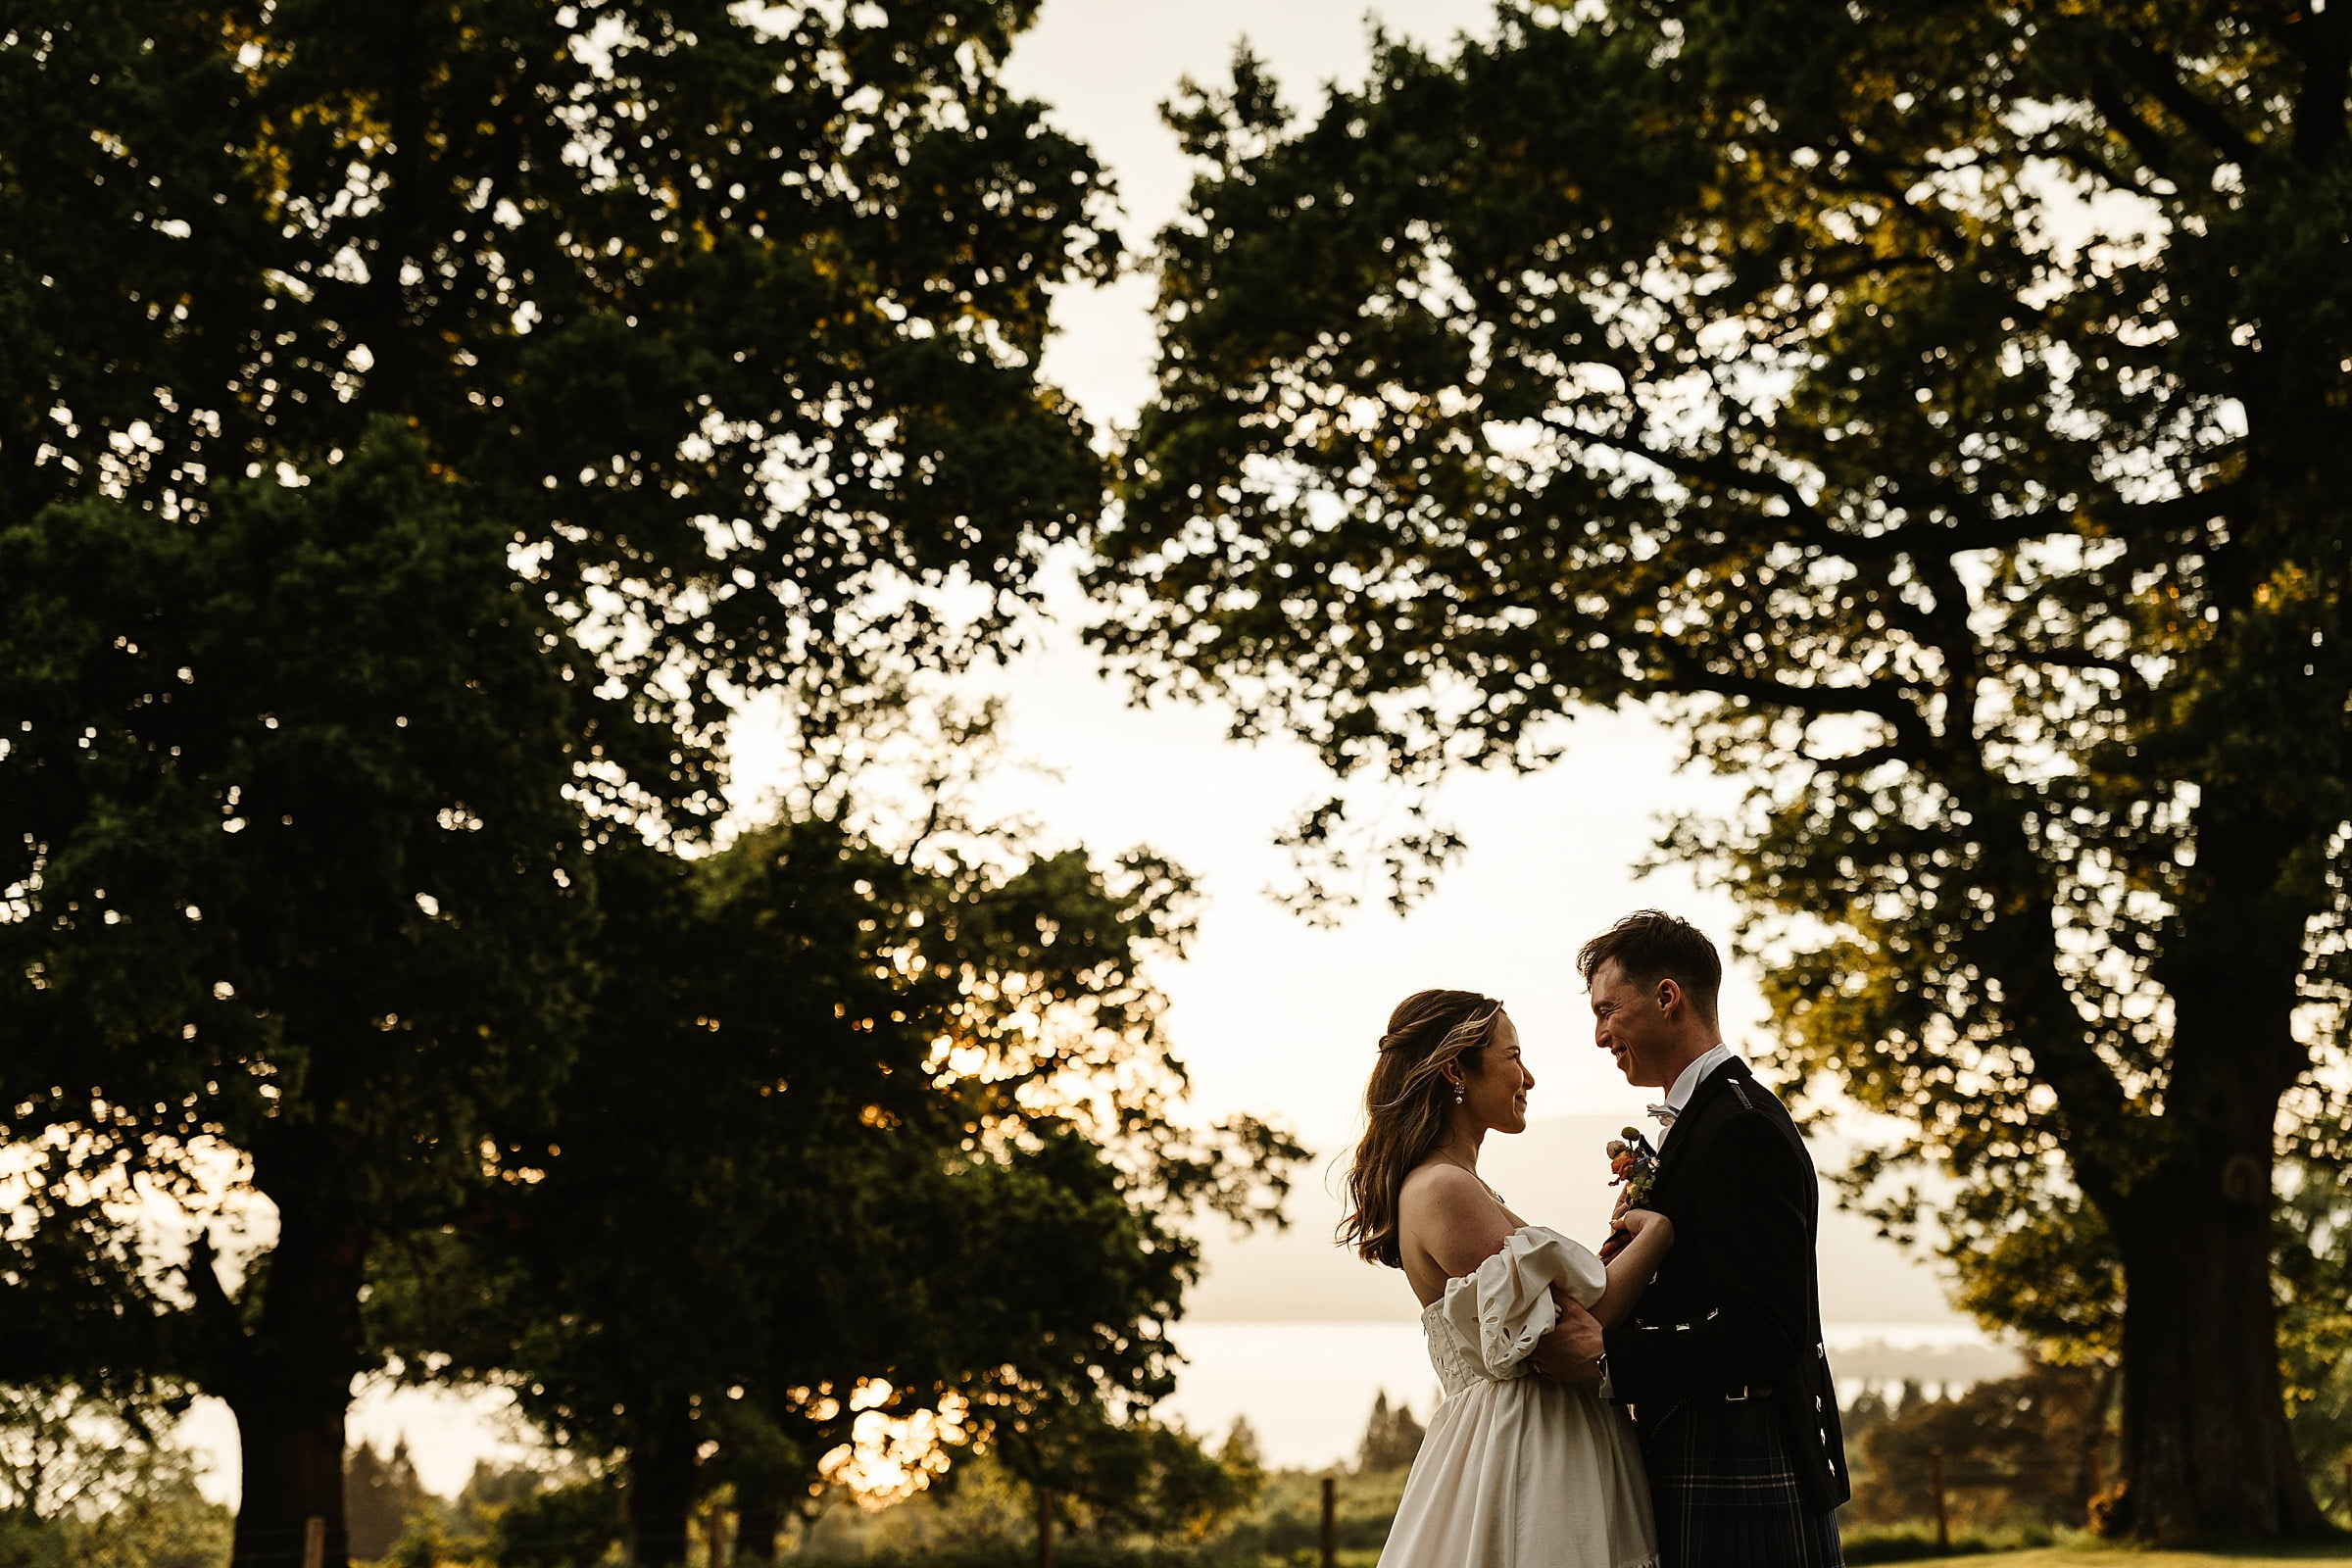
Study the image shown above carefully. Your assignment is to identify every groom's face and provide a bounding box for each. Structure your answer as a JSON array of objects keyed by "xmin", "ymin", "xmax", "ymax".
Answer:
[{"xmin": 1589, "ymin": 959, "xmax": 1676, "ymax": 1089}]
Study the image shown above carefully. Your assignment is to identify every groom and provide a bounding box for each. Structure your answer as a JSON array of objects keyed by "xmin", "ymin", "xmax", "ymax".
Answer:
[{"xmin": 1535, "ymin": 909, "xmax": 1847, "ymax": 1567}]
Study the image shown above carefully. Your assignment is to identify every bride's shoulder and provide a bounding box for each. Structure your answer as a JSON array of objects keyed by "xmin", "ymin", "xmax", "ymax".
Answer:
[{"xmin": 1398, "ymin": 1159, "xmax": 1488, "ymax": 1209}]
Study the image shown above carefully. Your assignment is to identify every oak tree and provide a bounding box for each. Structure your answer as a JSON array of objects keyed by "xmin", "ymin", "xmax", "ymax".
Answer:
[
  {"xmin": 1092, "ymin": 0, "xmax": 2351, "ymax": 1542},
  {"xmin": 381, "ymin": 812, "xmax": 1298, "ymax": 1566},
  {"xmin": 1, "ymin": 2, "xmax": 1113, "ymax": 1561}
]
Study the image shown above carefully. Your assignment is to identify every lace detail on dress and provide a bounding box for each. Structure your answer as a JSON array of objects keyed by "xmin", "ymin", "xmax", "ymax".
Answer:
[
  {"xmin": 1422, "ymin": 1226, "xmax": 1609, "ymax": 1396},
  {"xmin": 1421, "ymin": 1300, "xmax": 1488, "ymax": 1397}
]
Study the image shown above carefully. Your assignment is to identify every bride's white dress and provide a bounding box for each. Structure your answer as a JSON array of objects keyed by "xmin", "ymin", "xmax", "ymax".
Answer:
[{"xmin": 1378, "ymin": 1226, "xmax": 1659, "ymax": 1568}]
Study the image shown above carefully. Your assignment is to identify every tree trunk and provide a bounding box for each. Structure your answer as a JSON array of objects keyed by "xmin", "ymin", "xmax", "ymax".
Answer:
[
  {"xmin": 223, "ymin": 1181, "xmax": 368, "ymax": 1568},
  {"xmin": 625, "ymin": 1393, "xmax": 701, "ymax": 1567},
  {"xmin": 2070, "ymin": 1361, "xmax": 2117, "ymax": 1516},
  {"xmin": 2094, "ymin": 795, "xmax": 2332, "ymax": 1544},
  {"xmin": 736, "ymin": 1477, "xmax": 783, "ymax": 1563},
  {"xmin": 2104, "ymin": 1145, "xmax": 2326, "ymax": 1542}
]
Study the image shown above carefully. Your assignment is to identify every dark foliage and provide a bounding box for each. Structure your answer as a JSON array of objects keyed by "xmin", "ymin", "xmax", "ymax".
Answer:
[
  {"xmin": 0, "ymin": 5, "xmax": 1220, "ymax": 1564},
  {"xmin": 1844, "ymin": 1362, "xmax": 2117, "ymax": 1532},
  {"xmin": 1093, "ymin": 0, "xmax": 2352, "ymax": 1541}
]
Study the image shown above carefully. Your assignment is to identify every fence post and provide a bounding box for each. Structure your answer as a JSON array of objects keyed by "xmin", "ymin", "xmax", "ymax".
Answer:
[
  {"xmin": 1929, "ymin": 1446, "xmax": 1949, "ymax": 1552},
  {"xmin": 1036, "ymin": 1485, "xmax": 1054, "ymax": 1568},
  {"xmin": 301, "ymin": 1517, "xmax": 326, "ymax": 1568},
  {"xmin": 1321, "ymin": 1474, "xmax": 1338, "ymax": 1568}
]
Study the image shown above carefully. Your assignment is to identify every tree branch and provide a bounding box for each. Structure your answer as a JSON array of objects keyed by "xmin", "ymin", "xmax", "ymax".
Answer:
[
  {"xmin": 1539, "ymin": 412, "xmax": 1828, "ymax": 528},
  {"xmin": 1982, "ymin": 648, "xmax": 2144, "ymax": 693},
  {"xmin": 2019, "ymin": 121, "xmax": 2174, "ymax": 199},
  {"xmin": 2108, "ymin": 481, "xmax": 2240, "ymax": 537},
  {"xmin": 1541, "ymin": 408, "xmax": 2134, "ymax": 573},
  {"xmin": 1818, "ymin": 134, "xmax": 1975, "ymax": 258},
  {"xmin": 1801, "ymin": 740, "xmax": 1908, "ymax": 775},
  {"xmin": 2086, "ymin": 73, "xmax": 2182, "ymax": 185},
  {"xmin": 2280, "ymin": 6, "xmax": 2351, "ymax": 167},
  {"xmin": 1655, "ymin": 654, "xmax": 1938, "ymax": 759},
  {"xmin": 178, "ymin": 1228, "xmax": 247, "ymax": 1380},
  {"xmin": 1887, "ymin": 550, "xmax": 2138, "ymax": 1176},
  {"xmin": 2106, "ymin": 35, "xmax": 2266, "ymax": 169},
  {"xmin": 1839, "ymin": 511, "xmax": 2086, "ymax": 563}
]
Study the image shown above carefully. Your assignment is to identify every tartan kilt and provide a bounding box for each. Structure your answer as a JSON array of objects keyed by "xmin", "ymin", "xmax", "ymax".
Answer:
[{"xmin": 1635, "ymin": 1394, "xmax": 1844, "ymax": 1568}]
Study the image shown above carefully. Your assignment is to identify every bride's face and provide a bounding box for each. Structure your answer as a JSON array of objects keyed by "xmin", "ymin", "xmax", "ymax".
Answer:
[{"xmin": 1460, "ymin": 1012, "xmax": 1534, "ymax": 1135}]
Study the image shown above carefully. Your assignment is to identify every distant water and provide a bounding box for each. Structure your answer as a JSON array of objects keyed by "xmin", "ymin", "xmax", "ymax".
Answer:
[{"xmin": 1159, "ymin": 1319, "xmax": 2022, "ymax": 1471}]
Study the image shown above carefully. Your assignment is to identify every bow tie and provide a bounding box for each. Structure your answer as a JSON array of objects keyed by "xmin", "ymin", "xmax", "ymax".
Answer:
[{"xmin": 1645, "ymin": 1102, "xmax": 1678, "ymax": 1124}]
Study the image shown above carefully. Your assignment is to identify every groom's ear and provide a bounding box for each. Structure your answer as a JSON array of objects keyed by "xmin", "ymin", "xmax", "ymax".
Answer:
[{"xmin": 1655, "ymin": 977, "xmax": 1683, "ymax": 1014}]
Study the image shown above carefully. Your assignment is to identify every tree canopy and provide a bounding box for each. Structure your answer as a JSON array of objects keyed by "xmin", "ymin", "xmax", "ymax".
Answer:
[
  {"xmin": 1, "ymin": 423, "xmax": 602, "ymax": 1568},
  {"xmin": 5, "ymin": 0, "xmax": 1114, "ymax": 744},
  {"xmin": 1093, "ymin": 0, "xmax": 2350, "ymax": 1542},
  {"xmin": 0, "ymin": 4, "xmax": 1235, "ymax": 1564},
  {"xmin": 382, "ymin": 797, "xmax": 1299, "ymax": 1562}
]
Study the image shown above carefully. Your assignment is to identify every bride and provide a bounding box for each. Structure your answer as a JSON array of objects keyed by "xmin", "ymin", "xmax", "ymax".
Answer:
[{"xmin": 1341, "ymin": 989, "xmax": 1666, "ymax": 1568}]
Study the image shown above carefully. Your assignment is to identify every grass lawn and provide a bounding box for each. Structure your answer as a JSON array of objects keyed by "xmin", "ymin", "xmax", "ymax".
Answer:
[{"xmin": 1894, "ymin": 1549, "xmax": 2352, "ymax": 1568}]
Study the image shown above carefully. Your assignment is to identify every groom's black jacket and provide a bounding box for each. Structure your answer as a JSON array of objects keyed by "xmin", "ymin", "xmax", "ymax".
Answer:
[{"xmin": 1603, "ymin": 1057, "xmax": 1850, "ymax": 1510}]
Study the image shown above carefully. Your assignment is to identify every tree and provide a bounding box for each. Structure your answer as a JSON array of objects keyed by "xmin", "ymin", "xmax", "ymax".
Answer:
[
  {"xmin": 1025, "ymin": 1410, "xmax": 1264, "ymax": 1545},
  {"xmin": 0, "ymin": 3, "xmax": 1115, "ymax": 1561},
  {"xmin": 1, "ymin": 428, "xmax": 605, "ymax": 1568},
  {"xmin": 484, "ymin": 1478, "xmax": 627, "ymax": 1568},
  {"xmin": 0, "ymin": 1380, "xmax": 233, "ymax": 1568},
  {"xmin": 1219, "ymin": 1415, "xmax": 1264, "ymax": 1475},
  {"xmin": 378, "ymin": 798, "xmax": 1300, "ymax": 1565},
  {"xmin": 344, "ymin": 1439, "xmax": 434, "ymax": 1561},
  {"xmin": 1844, "ymin": 1361, "xmax": 2117, "ymax": 1533},
  {"xmin": 1090, "ymin": 0, "xmax": 2351, "ymax": 1543},
  {"xmin": 1354, "ymin": 1393, "xmax": 1424, "ymax": 1475}
]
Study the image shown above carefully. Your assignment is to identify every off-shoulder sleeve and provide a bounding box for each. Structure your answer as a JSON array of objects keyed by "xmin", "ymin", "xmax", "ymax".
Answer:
[{"xmin": 1437, "ymin": 1226, "xmax": 1608, "ymax": 1379}]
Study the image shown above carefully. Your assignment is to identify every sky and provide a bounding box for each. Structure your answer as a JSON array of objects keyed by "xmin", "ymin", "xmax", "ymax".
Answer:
[
  {"xmin": 710, "ymin": 0, "xmax": 1837, "ymax": 1187},
  {"xmin": 736, "ymin": 0, "xmax": 1983, "ymax": 1445},
  {"xmin": 920, "ymin": 0, "xmax": 1759, "ymax": 1157},
  {"xmin": 731, "ymin": 0, "xmax": 1986, "ymax": 1478},
  {"xmin": 1002, "ymin": 0, "xmax": 1517, "ymax": 429},
  {"xmin": 909, "ymin": 0, "xmax": 1962, "ymax": 1233},
  {"xmin": 190, "ymin": 0, "xmax": 1987, "ymax": 1498}
]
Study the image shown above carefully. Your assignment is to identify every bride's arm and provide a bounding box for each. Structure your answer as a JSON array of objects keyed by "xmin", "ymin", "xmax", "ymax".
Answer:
[{"xmin": 1587, "ymin": 1209, "xmax": 1673, "ymax": 1329}]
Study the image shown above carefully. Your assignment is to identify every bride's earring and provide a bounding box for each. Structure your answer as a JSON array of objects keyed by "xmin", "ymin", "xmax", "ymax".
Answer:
[{"xmin": 1452, "ymin": 1084, "xmax": 1465, "ymax": 1105}]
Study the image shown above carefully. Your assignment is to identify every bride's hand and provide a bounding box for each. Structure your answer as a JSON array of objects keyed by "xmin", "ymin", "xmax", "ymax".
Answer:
[{"xmin": 1617, "ymin": 1208, "xmax": 1672, "ymax": 1245}]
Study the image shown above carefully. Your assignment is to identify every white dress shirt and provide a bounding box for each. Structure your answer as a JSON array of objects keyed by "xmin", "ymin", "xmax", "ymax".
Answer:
[{"xmin": 1656, "ymin": 1042, "xmax": 1739, "ymax": 1149}]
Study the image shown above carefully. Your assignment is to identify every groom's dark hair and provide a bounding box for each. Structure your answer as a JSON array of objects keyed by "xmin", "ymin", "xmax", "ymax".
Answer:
[{"xmin": 1578, "ymin": 909, "xmax": 1723, "ymax": 1024}]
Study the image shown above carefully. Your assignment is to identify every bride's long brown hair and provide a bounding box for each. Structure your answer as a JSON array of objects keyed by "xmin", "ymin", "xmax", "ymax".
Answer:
[{"xmin": 1339, "ymin": 989, "xmax": 1505, "ymax": 1268}]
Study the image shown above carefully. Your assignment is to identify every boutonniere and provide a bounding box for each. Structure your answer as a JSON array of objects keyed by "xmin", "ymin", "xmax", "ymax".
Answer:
[
  {"xmin": 1599, "ymin": 1126, "xmax": 1660, "ymax": 1261},
  {"xmin": 1607, "ymin": 1125, "xmax": 1660, "ymax": 1204}
]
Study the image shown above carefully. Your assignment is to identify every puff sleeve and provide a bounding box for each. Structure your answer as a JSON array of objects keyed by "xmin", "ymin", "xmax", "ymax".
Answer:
[{"xmin": 1437, "ymin": 1226, "xmax": 1607, "ymax": 1379}]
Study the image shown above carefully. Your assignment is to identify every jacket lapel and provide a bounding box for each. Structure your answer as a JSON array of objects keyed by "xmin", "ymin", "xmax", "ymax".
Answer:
[{"xmin": 1653, "ymin": 1056, "xmax": 1745, "ymax": 1190}]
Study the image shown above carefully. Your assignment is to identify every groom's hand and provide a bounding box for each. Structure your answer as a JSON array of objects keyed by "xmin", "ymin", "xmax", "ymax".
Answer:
[{"xmin": 1530, "ymin": 1298, "xmax": 1605, "ymax": 1385}]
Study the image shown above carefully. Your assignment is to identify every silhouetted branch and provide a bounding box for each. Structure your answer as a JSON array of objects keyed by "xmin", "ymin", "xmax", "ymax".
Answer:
[
  {"xmin": 180, "ymin": 1229, "xmax": 246, "ymax": 1365},
  {"xmin": 1657, "ymin": 654, "xmax": 1938, "ymax": 760},
  {"xmin": 1539, "ymin": 412, "xmax": 1828, "ymax": 528},
  {"xmin": 2282, "ymin": 8, "xmax": 2351, "ymax": 166},
  {"xmin": 2108, "ymin": 35, "xmax": 2266, "ymax": 168}
]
